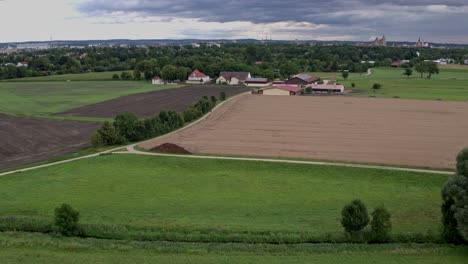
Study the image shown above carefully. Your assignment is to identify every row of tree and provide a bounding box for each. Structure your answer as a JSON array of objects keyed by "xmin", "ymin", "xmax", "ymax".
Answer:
[
  {"xmin": 91, "ymin": 94, "xmax": 223, "ymax": 147},
  {"xmin": 1, "ymin": 43, "xmax": 466, "ymax": 80}
]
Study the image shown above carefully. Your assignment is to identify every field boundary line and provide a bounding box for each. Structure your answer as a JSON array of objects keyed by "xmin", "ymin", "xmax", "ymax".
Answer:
[{"xmin": 118, "ymin": 149, "xmax": 454, "ymax": 175}]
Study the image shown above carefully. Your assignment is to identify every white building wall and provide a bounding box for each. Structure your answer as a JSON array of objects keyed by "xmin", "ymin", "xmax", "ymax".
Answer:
[{"xmin": 262, "ymin": 88, "xmax": 291, "ymax": 96}]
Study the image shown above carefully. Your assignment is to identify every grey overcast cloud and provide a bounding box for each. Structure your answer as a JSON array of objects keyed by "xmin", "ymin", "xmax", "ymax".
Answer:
[{"xmin": 1, "ymin": 0, "xmax": 468, "ymax": 43}]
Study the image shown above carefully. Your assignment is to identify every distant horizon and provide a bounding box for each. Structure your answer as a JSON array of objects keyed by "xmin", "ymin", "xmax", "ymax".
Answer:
[
  {"xmin": 1, "ymin": 1, "xmax": 467, "ymax": 44},
  {"xmin": 2, "ymin": 37, "xmax": 467, "ymax": 46}
]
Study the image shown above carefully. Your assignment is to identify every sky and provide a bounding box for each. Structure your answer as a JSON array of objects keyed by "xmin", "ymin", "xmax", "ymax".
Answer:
[{"xmin": 1, "ymin": 0, "xmax": 467, "ymax": 43}]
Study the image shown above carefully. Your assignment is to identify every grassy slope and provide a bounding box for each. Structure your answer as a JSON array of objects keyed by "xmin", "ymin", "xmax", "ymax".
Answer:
[
  {"xmin": 0, "ymin": 154, "xmax": 447, "ymax": 235},
  {"xmin": 0, "ymin": 81, "xmax": 182, "ymax": 118},
  {"xmin": 0, "ymin": 233, "xmax": 467, "ymax": 264},
  {"xmin": 1, "ymin": 71, "xmax": 131, "ymax": 82}
]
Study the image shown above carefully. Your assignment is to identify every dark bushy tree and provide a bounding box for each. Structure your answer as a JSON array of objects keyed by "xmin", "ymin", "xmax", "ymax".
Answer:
[
  {"xmin": 54, "ymin": 204, "xmax": 81, "ymax": 236},
  {"xmin": 220, "ymin": 91, "xmax": 226, "ymax": 101},
  {"xmin": 370, "ymin": 206, "xmax": 392, "ymax": 242},
  {"xmin": 441, "ymin": 148, "xmax": 468, "ymax": 243},
  {"xmin": 113, "ymin": 113, "xmax": 144, "ymax": 142},
  {"xmin": 341, "ymin": 199, "xmax": 370, "ymax": 233}
]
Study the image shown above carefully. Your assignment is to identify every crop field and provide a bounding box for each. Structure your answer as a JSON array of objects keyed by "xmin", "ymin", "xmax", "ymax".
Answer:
[
  {"xmin": 59, "ymin": 85, "xmax": 251, "ymax": 118},
  {"xmin": 0, "ymin": 81, "xmax": 181, "ymax": 118},
  {"xmin": 1, "ymin": 71, "xmax": 131, "ymax": 82},
  {"xmin": 141, "ymin": 94, "xmax": 468, "ymax": 169},
  {"xmin": 0, "ymin": 154, "xmax": 448, "ymax": 235},
  {"xmin": 0, "ymin": 233, "xmax": 466, "ymax": 264},
  {"xmin": 0, "ymin": 114, "xmax": 99, "ymax": 170}
]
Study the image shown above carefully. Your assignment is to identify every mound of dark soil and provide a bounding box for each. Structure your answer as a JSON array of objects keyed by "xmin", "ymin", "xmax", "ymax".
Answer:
[{"xmin": 150, "ymin": 143, "xmax": 191, "ymax": 154}]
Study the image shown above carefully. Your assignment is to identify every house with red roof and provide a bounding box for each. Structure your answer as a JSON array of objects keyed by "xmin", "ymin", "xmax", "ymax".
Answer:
[
  {"xmin": 258, "ymin": 85, "xmax": 303, "ymax": 96},
  {"xmin": 187, "ymin": 69, "xmax": 211, "ymax": 84}
]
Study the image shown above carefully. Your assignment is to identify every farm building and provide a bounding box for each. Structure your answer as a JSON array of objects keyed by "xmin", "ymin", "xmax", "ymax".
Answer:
[
  {"xmin": 464, "ymin": 59, "xmax": 468, "ymax": 65},
  {"xmin": 272, "ymin": 80, "xmax": 286, "ymax": 86},
  {"xmin": 151, "ymin": 77, "xmax": 165, "ymax": 85},
  {"xmin": 310, "ymin": 84, "xmax": 345, "ymax": 94},
  {"xmin": 390, "ymin": 60, "xmax": 409, "ymax": 67},
  {"xmin": 285, "ymin": 74, "xmax": 319, "ymax": 86},
  {"xmin": 187, "ymin": 70, "xmax": 211, "ymax": 84},
  {"xmin": 258, "ymin": 85, "xmax": 303, "ymax": 96},
  {"xmin": 245, "ymin": 78, "xmax": 272, "ymax": 87},
  {"xmin": 216, "ymin": 72, "xmax": 251, "ymax": 85}
]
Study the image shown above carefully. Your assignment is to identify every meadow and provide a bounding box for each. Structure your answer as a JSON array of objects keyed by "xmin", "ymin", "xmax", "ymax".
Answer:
[
  {"xmin": 1, "ymin": 71, "xmax": 130, "ymax": 82},
  {"xmin": 0, "ymin": 81, "xmax": 182, "ymax": 118},
  {"xmin": 0, "ymin": 154, "xmax": 447, "ymax": 238},
  {"xmin": 0, "ymin": 232, "xmax": 467, "ymax": 264},
  {"xmin": 309, "ymin": 67, "xmax": 468, "ymax": 101}
]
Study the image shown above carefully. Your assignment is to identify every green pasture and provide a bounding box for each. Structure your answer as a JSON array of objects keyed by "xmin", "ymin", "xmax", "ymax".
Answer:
[
  {"xmin": 0, "ymin": 154, "xmax": 447, "ymax": 236},
  {"xmin": 2, "ymin": 71, "xmax": 130, "ymax": 82},
  {"xmin": 0, "ymin": 81, "xmax": 182, "ymax": 118},
  {"xmin": 0, "ymin": 232, "xmax": 466, "ymax": 264}
]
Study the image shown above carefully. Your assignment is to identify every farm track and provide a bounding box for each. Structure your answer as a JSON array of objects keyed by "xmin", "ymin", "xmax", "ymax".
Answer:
[{"xmin": 0, "ymin": 93, "xmax": 456, "ymax": 177}]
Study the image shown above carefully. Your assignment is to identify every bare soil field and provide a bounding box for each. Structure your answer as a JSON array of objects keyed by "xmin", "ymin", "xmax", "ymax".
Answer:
[
  {"xmin": 58, "ymin": 86, "xmax": 251, "ymax": 118},
  {"xmin": 140, "ymin": 95, "xmax": 468, "ymax": 169},
  {"xmin": 0, "ymin": 114, "xmax": 99, "ymax": 170}
]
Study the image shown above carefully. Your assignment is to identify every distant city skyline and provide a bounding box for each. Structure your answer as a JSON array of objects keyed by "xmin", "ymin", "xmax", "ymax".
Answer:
[{"xmin": 1, "ymin": 0, "xmax": 467, "ymax": 44}]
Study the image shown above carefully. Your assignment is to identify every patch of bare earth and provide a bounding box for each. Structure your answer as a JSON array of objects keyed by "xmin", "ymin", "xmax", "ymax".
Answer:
[
  {"xmin": 0, "ymin": 114, "xmax": 99, "ymax": 170},
  {"xmin": 150, "ymin": 143, "xmax": 191, "ymax": 154},
  {"xmin": 58, "ymin": 86, "xmax": 251, "ymax": 118},
  {"xmin": 140, "ymin": 94, "xmax": 468, "ymax": 169}
]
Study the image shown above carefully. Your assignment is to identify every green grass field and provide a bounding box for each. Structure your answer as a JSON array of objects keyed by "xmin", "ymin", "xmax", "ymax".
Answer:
[
  {"xmin": 310, "ymin": 67, "xmax": 468, "ymax": 101},
  {"xmin": 0, "ymin": 154, "xmax": 447, "ymax": 236},
  {"xmin": 0, "ymin": 232, "xmax": 466, "ymax": 264},
  {"xmin": 0, "ymin": 81, "xmax": 182, "ymax": 118},
  {"xmin": 1, "ymin": 71, "xmax": 131, "ymax": 82}
]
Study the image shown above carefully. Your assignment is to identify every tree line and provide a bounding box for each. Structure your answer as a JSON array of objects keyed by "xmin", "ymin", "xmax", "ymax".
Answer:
[{"xmin": 1, "ymin": 43, "xmax": 467, "ymax": 80}]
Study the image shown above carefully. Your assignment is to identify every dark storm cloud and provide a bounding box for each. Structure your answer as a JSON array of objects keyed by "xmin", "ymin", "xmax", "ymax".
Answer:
[{"xmin": 78, "ymin": 0, "xmax": 468, "ymax": 42}]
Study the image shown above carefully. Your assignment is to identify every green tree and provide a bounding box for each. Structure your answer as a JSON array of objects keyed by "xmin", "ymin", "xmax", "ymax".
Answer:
[
  {"xmin": 112, "ymin": 73, "xmax": 119, "ymax": 80},
  {"xmin": 220, "ymin": 91, "xmax": 227, "ymax": 101},
  {"xmin": 415, "ymin": 62, "xmax": 426, "ymax": 78},
  {"xmin": 342, "ymin": 71, "xmax": 349, "ymax": 80},
  {"xmin": 113, "ymin": 113, "xmax": 144, "ymax": 142},
  {"xmin": 341, "ymin": 199, "xmax": 370, "ymax": 233},
  {"xmin": 403, "ymin": 68, "xmax": 413, "ymax": 78},
  {"xmin": 94, "ymin": 122, "xmax": 123, "ymax": 146},
  {"xmin": 372, "ymin": 83, "xmax": 382, "ymax": 93},
  {"xmin": 280, "ymin": 61, "xmax": 300, "ymax": 79},
  {"xmin": 441, "ymin": 148, "xmax": 468, "ymax": 243},
  {"xmin": 54, "ymin": 204, "xmax": 81, "ymax": 236},
  {"xmin": 370, "ymin": 206, "xmax": 392, "ymax": 242},
  {"xmin": 351, "ymin": 82, "xmax": 356, "ymax": 88}
]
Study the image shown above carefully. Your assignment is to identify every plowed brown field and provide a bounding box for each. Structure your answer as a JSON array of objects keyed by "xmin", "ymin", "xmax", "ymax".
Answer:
[{"xmin": 140, "ymin": 95, "xmax": 468, "ymax": 169}]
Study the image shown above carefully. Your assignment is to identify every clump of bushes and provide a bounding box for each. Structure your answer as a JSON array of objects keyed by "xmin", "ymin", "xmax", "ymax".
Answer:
[
  {"xmin": 91, "ymin": 95, "xmax": 218, "ymax": 147},
  {"xmin": 54, "ymin": 203, "xmax": 82, "ymax": 236},
  {"xmin": 341, "ymin": 199, "xmax": 392, "ymax": 242}
]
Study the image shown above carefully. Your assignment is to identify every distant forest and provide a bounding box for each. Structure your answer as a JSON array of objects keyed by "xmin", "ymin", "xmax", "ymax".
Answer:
[{"xmin": 1, "ymin": 43, "xmax": 467, "ymax": 80}]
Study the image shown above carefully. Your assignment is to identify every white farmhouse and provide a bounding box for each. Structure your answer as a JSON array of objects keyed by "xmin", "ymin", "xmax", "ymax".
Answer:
[
  {"xmin": 216, "ymin": 72, "xmax": 251, "ymax": 85},
  {"xmin": 187, "ymin": 70, "xmax": 210, "ymax": 84}
]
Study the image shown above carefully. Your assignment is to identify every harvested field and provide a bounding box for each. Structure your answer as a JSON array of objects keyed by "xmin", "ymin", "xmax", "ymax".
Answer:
[
  {"xmin": 140, "ymin": 95, "xmax": 468, "ymax": 169},
  {"xmin": 59, "ymin": 86, "xmax": 251, "ymax": 118},
  {"xmin": 0, "ymin": 114, "xmax": 99, "ymax": 170}
]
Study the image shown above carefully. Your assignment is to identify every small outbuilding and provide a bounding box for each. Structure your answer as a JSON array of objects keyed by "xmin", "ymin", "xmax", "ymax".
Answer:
[
  {"xmin": 152, "ymin": 77, "xmax": 165, "ymax": 85},
  {"xmin": 258, "ymin": 85, "xmax": 303, "ymax": 96},
  {"xmin": 216, "ymin": 72, "xmax": 251, "ymax": 85},
  {"xmin": 310, "ymin": 84, "xmax": 345, "ymax": 94},
  {"xmin": 285, "ymin": 74, "xmax": 319, "ymax": 86},
  {"xmin": 244, "ymin": 78, "xmax": 272, "ymax": 87}
]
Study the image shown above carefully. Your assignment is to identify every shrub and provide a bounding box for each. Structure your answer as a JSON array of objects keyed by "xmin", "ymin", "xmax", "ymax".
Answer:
[
  {"xmin": 341, "ymin": 199, "xmax": 370, "ymax": 233},
  {"xmin": 305, "ymin": 87, "xmax": 312, "ymax": 94},
  {"xmin": 210, "ymin": 95, "xmax": 217, "ymax": 104},
  {"xmin": 220, "ymin": 92, "xmax": 226, "ymax": 101},
  {"xmin": 112, "ymin": 73, "xmax": 119, "ymax": 80},
  {"xmin": 183, "ymin": 107, "xmax": 203, "ymax": 123},
  {"xmin": 95, "ymin": 122, "xmax": 124, "ymax": 146},
  {"xmin": 54, "ymin": 204, "xmax": 81, "ymax": 236},
  {"xmin": 351, "ymin": 82, "xmax": 356, "ymax": 88},
  {"xmin": 370, "ymin": 206, "xmax": 392, "ymax": 242},
  {"xmin": 113, "ymin": 113, "xmax": 145, "ymax": 142},
  {"xmin": 90, "ymin": 132, "xmax": 104, "ymax": 148}
]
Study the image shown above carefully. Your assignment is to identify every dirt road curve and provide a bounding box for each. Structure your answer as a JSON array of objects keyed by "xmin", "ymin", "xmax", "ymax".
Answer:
[
  {"xmin": 0, "ymin": 114, "xmax": 99, "ymax": 170},
  {"xmin": 140, "ymin": 94, "xmax": 468, "ymax": 169}
]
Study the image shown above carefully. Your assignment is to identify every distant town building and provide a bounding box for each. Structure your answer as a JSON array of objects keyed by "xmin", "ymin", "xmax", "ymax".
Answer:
[
  {"xmin": 16, "ymin": 62, "xmax": 28, "ymax": 68},
  {"xmin": 216, "ymin": 72, "xmax": 251, "ymax": 85},
  {"xmin": 373, "ymin": 36, "xmax": 387, "ymax": 47},
  {"xmin": 433, "ymin": 58, "xmax": 455, "ymax": 65},
  {"xmin": 16, "ymin": 43, "xmax": 50, "ymax": 50},
  {"xmin": 187, "ymin": 70, "xmax": 210, "ymax": 84},
  {"xmin": 390, "ymin": 60, "xmax": 410, "ymax": 67},
  {"xmin": 416, "ymin": 37, "xmax": 430, "ymax": 48},
  {"xmin": 464, "ymin": 59, "xmax": 468, "ymax": 65}
]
